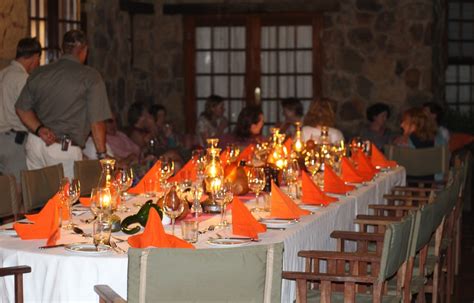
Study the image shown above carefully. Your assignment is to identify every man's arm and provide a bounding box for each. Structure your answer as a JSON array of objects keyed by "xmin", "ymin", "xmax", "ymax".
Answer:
[
  {"xmin": 15, "ymin": 108, "xmax": 56, "ymax": 145},
  {"xmin": 90, "ymin": 120, "xmax": 107, "ymax": 155}
]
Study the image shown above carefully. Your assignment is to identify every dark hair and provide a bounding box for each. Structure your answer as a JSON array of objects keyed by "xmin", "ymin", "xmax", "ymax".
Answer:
[
  {"xmin": 15, "ymin": 37, "xmax": 42, "ymax": 59},
  {"xmin": 366, "ymin": 103, "xmax": 391, "ymax": 122},
  {"xmin": 62, "ymin": 29, "xmax": 87, "ymax": 54},
  {"xmin": 234, "ymin": 106, "xmax": 263, "ymax": 139},
  {"xmin": 281, "ymin": 97, "xmax": 304, "ymax": 117},
  {"xmin": 423, "ymin": 102, "xmax": 444, "ymax": 125},
  {"xmin": 201, "ymin": 94, "xmax": 224, "ymax": 121},
  {"xmin": 127, "ymin": 102, "xmax": 146, "ymax": 127},
  {"xmin": 149, "ymin": 104, "xmax": 166, "ymax": 119}
]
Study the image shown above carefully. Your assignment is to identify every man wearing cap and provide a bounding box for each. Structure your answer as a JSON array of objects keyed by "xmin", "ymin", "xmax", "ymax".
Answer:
[
  {"xmin": 16, "ymin": 29, "xmax": 111, "ymax": 178},
  {"xmin": 0, "ymin": 38, "xmax": 41, "ymax": 183}
]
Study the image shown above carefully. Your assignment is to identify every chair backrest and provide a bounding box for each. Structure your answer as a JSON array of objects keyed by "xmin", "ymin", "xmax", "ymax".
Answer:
[
  {"xmin": 384, "ymin": 144, "xmax": 449, "ymax": 177},
  {"xmin": 73, "ymin": 160, "xmax": 101, "ymax": 196},
  {"xmin": 0, "ymin": 175, "xmax": 18, "ymax": 219},
  {"xmin": 413, "ymin": 204, "xmax": 435, "ymax": 254},
  {"xmin": 431, "ymin": 188, "xmax": 451, "ymax": 231},
  {"xmin": 379, "ymin": 213, "xmax": 415, "ymax": 280},
  {"xmin": 127, "ymin": 243, "xmax": 284, "ymax": 303},
  {"xmin": 21, "ymin": 164, "xmax": 64, "ymax": 213}
]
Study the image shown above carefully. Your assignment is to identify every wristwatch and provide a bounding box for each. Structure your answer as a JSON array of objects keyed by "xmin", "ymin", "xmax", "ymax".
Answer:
[{"xmin": 96, "ymin": 151, "xmax": 107, "ymax": 159}]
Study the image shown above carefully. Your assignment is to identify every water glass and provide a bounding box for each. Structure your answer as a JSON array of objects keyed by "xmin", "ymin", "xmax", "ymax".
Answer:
[
  {"xmin": 93, "ymin": 220, "xmax": 112, "ymax": 246},
  {"xmin": 181, "ymin": 220, "xmax": 199, "ymax": 243},
  {"xmin": 144, "ymin": 178, "xmax": 158, "ymax": 198}
]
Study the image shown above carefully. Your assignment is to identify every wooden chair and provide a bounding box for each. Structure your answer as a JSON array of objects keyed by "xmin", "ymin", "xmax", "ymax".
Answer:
[
  {"xmin": 95, "ymin": 243, "xmax": 284, "ymax": 303},
  {"xmin": 0, "ymin": 266, "xmax": 31, "ymax": 303},
  {"xmin": 282, "ymin": 214, "xmax": 415, "ymax": 303},
  {"xmin": 20, "ymin": 163, "xmax": 64, "ymax": 213},
  {"xmin": 384, "ymin": 144, "xmax": 449, "ymax": 185},
  {"xmin": 74, "ymin": 160, "xmax": 101, "ymax": 197},
  {"xmin": 0, "ymin": 175, "xmax": 19, "ymax": 223}
]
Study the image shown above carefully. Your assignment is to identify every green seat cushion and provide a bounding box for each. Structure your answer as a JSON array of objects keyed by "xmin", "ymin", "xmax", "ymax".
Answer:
[{"xmin": 306, "ymin": 289, "xmax": 400, "ymax": 303}]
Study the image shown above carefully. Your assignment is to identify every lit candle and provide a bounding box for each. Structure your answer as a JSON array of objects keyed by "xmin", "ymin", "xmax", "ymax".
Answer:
[{"xmin": 100, "ymin": 192, "xmax": 111, "ymax": 209}]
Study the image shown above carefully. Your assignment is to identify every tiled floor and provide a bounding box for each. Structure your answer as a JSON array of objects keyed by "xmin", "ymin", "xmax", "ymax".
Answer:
[{"xmin": 452, "ymin": 211, "xmax": 474, "ymax": 303}]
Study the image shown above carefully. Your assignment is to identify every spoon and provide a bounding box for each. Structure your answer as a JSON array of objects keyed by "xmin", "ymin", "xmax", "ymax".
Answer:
[{"xmin": 73, "ymin": 226, "xmax": 91, "ymax": 237}]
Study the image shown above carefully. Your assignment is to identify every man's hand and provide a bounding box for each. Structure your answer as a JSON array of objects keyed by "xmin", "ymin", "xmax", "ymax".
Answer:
[{"xmin": 38, "ymin": 126, "xmax": 56, "ymax": 146}]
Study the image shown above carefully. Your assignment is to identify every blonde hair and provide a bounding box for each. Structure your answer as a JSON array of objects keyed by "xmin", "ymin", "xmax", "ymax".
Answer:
[
  {"xmin": 402, "ymin": 107, "xmax": 437, "ymax": 142},
  {"xmin": 303, "ymin": 99, "xmax": 336, "ymax": 127}
]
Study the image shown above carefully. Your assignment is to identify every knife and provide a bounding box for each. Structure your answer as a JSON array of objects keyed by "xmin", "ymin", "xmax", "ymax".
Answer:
[{"xmin": 38, "ymin": 244, "xmax": 66, "ymax": 249}]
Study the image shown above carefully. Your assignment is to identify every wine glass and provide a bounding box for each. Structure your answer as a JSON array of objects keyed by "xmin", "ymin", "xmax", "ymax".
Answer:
[
  {"xmin": 214, "ymin": 182, "xmax": 233, "ymax": 228},
  {"xmin": 305, "ymin": 150, "xmax": 321, "ymax": 177},
  {"xmin": 58, "ymin": 177, "xmax": 70, "ymax": 229},
  {"xmin": 248, "ymin": 167, "xmax": 266, "ymax": 213},
  {"xmin": 226, "ymin": 144, "xmax": 240, "ymax": 164},
  {"xmin": 163, "ymin": 186, "xmax": 184, "ymax": 236},
  {"xmin": 283, "ymin": 159, "xmax": 300, "ymax": 199},
  {"xmin": 192, "ymin": 149, "xmax": 207, "ymax": 182},
  {"xmin": 115, "ymin": 167, "xmax": 133, "ymax": 212},
  {"xmin": 190, "ymin": 182, "xmax": 204, "ymax": 218},
  {"xmin": 90, "ymin": 187, "xmax": 112, "ymax": 221},
  {"xmin": 61, "ymin": 178, "xmax": 80, "ymax": 230}
]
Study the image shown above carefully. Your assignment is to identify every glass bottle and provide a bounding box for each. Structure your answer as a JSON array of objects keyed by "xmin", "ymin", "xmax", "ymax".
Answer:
[{"xmin": 98, "ymin": 159, "xmax": 116, "ymax": 188}]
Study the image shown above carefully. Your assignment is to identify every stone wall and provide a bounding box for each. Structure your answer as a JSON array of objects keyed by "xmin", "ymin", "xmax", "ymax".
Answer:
[{"xmin": 0, "ymin": 0, "xmax": 28, "ymax": 69}]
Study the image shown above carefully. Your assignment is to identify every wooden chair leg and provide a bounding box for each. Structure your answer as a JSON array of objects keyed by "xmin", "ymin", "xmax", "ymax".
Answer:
[
  {"xmin": 14, "ymin": 273, "xmax": 24, "ymax": 303},
  {"xmin": 296, "ymin": 279, "xmax": 307, "ymax": 303},
  {"xmin": 455, "ymin": 216, "xmax": 461, "ymax": 275}
]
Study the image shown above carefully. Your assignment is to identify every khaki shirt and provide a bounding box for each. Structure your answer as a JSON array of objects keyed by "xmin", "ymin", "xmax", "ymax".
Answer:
[
  {"xmin": 0, "ymin": 60, "xmax": 29, "ymax": 132},
  {"xmin": 16, "ymin": 55, "xmax": 111, "ymax": 147}
]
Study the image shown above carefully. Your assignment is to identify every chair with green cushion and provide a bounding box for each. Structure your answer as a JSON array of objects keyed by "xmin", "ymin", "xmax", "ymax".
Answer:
[
  {"xmin": 0, "ymin": 175, "xmax": 19, "ymax": 223},
  {"xmin": 282, "ymin": 214, "xmax": 415, "ymax": 303},
  {"xmin": 94, "ymin": 242, "xmax": 284, "ymax": 303},
  {"xmin": 384, "ymin": 144, "xmax": 449, "ymax": 185},
  {"xmin": 21, "ymin": 163, "xmax": 64, "ymax": 213},
  {"xmin": 74, "ymin": 160, "xmax": 101, "ymax": 197}
]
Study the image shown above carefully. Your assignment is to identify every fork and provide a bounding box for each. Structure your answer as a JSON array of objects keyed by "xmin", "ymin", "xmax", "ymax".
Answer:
[{"xmin": 109, "ymin": 240, "xmax": 126, "ymax": 254}]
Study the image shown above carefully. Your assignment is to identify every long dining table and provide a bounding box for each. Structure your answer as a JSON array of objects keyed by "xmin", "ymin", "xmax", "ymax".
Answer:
[{"xmin": 0, "ymin": 166, "xmax": 405, "ymax": 303}]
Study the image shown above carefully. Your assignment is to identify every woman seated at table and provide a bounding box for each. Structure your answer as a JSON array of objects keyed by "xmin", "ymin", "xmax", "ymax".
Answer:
[
  {"xmin": 393, "ymin": 107, "xmax": 447, "ymax": 148},
  {"xmin": 360, "ymin": 102, "xmax": 393, "ymax": 150},
  {"xmin": 126, "ymin": 102, "xmax": 156, "ymax": 150},
  {"xmin": 219, "ymin": 106, "xmax": 265, "ymax": 150},
  {"xmin": 196, "ymin": 95, "xmax": 229, "ymax": 147},
  {"xmin": 277, "ymin": 97, "xmax": 304, "ymax": 137},
  {"xmin": 301, "ymin": 98, "xmax": 344, "ymax": 144}
]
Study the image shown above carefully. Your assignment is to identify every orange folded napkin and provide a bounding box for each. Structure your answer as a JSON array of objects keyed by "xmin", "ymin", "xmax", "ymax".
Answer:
[
  {"xmin": 270, "ymin": 182, "xmax": 310, "ymax": 219},
  {"xmin": 232, "ymin": 196, "xmax": 267, "ymax": 239},
  {"xmin": 128, "ymin": 160, "xmax": 161, "ymax": 194},
  {"xmin": 15, "ymin": 198, "xmax": 60, "ymax": 245},
  {"xmin": 323, "ymin": 165, "xmax": 355, "ymax": 194},
  {"xmin": 168, "ymin": 159, "xmax": 197, "ymax": 183},
  {"xmin": 127, "ymin": 208, "xmax": 194, "ymax": 249},
  {"xmin": 353, "ymin": 150, "xmax": 378, "ymax": 180},
  {"xmin": 284, "ymin": 137, "xmax": 293, "ymax": 152},
  {"xmin": 341, "ymin": 157, "xmax": 366, "ymax": 183},
  {"xmin": 79, "ymin": 197, "xmax": 91, "ymax": 207},
  {"xmin": 26, "ymin": 193, "xmax": 69, "ymax": 222},
  {"xmin": 237, "ymin": 144, "xmax": 255, "ymax": 162},
  {"xmin": 370, "ymin": 144, "xmax": 397, "ymax": 168},
  {"xmin": 301, "ymin": 171, "xmax": 338, "ymax": 205}
]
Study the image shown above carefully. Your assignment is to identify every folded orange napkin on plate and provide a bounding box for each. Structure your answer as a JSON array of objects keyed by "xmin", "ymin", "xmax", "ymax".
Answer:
[
  {"xmin": 284, "ymin": 137, "xmax": 293, "ymax": 152},
  {"xmin": 127, "ymin": 208, "xmax": 194, "ymax": 249},
  {"xmin": 128, "ymin": 160, "xmax": 162, "ymax": 194},
  {"xmin": 232, "ymin": 196, "xmax": 266, "ymax": 239},
  {"xmin": 323, "ymin": 165, "xmax": 355, "ymax": 194},
  {"xmin": 26, "ymin": 193, "xmax": 69, "ymax": 221},
  {"xmin": 168, "ymin": 159, "xmax": 197, "ymax": 183},
  {"xmin": 353, "ymin": 150, "xmax": 378, "ymax": 180},
  {"xmin": 237, "ymin": 144, "xmax": 255, "ymax": 162},
  {"xmin": 270, "ymin": 182, "xmax": 310, "ymax": 219},
  {"xmin": 301, "ymin": 171, "xmax": 338, "ymax": 205},
  {"xmin": 370, "ymin": 144, "xmax": 397, "ymax": 168},
  {"xmin": 15, "ymin": 197, "xmax": 60, "ymax": 245},
  {"xmin": 341, "ymin": 157, "xmax": 366, "ymax": 183}
]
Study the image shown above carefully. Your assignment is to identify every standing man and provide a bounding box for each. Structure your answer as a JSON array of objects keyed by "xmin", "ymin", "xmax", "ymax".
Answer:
[
  {"xmin": 16, "ymin": 29, "xmax": 111, "ymax": 178},
  {"xmin": 0, "ymin": 38, "xmax": 41, "ymax": 182}
]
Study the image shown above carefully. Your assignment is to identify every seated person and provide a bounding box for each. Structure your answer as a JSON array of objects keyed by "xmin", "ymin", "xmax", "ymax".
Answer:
[
  {"xmin": 126, "ymin": 102, "xmax": 156, "ymax": 150},
  {"xmin": 219, "ymin": 106, "xmax": 265, "ymax": 150},
  {"xmin": 423, "ymin": 101, "xmax": 450, "ymax": 143},
  {"xmin": 105, "ymin": 114, "xmax": 140, "ymax": 161},
  {"xmin": 149, "ymin": 104, "xmax": 180, "ymax": 149},
  {"xmin": 196, "ymin": 95, "xmax": 229, "ymax": 147},
  {"xmin": 277, "ymin": 97, "xmax": 304, "ymax": 137},
  {"xmin": 302, "ymin": 98, "xmax": 344, "ymax": 144},
  {"xmin": 360, "ymin": 103, "xmax": 393, "ymax": 150}
]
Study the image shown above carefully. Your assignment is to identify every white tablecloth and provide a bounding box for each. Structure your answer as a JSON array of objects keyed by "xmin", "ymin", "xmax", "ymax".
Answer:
[{"xmin": 0, "ymin": 167, "xmax": 405, "ymax": 303}]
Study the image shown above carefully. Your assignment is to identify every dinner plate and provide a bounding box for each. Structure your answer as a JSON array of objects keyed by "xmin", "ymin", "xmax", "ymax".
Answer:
[
  {"xmin": 207, "ymin": 238, "xmax": 252, "ymax": 247},
  {"xmin": 65, "ymin": 243, "xmax": 111, "ymax": 255},
  {"xmin": 298, "ymin": 204, "xmax": 321, "ymax": 212},
  {"xmin": 260, "ymin": 218, "xmax": 298, "ymax": 229}
]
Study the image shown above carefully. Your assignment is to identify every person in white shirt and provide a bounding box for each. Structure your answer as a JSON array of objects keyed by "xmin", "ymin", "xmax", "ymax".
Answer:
[
  {"xmin": 0, "ymin": 38, "xmax": 41, "ymax": 182},
  {"xmin": 301, "ymin": 98, "xmax": 344, "ymax": 144}
]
